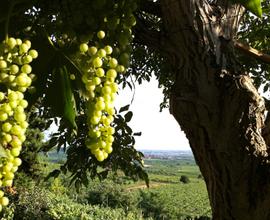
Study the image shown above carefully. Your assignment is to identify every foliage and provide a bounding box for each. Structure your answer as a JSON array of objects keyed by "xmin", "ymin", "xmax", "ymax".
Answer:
[
  {"xmin": 85, "ymin": 181, "xmax": 140, "ymax": 212},
  {"xmin": 1, "ymin": 181, "xmax": 149, "ymax": 220},
  {"xmin": 138, "ymin": 183, "xmax": 211, "ymax": 220},
  {"xmin": 0, "ymin": 0, "xmax": 149, "ymax": 189},
  {"xmin": 0, "ymin": 0, "xmax": 267, "ymax": 193},
  {"xmin": 237, "ymin": 0, "xmax": 270, "ymax": 91},
  {"xmin": 18, "ymin": 106, "xmax": 50, "ymax": 179},
  {"xmin": 45, "ymin": 106, "xmax": 148, "ymax": 190},
  {"xmin": 180, "ymin": 175, "xmax": 190, "ymax": 184}
]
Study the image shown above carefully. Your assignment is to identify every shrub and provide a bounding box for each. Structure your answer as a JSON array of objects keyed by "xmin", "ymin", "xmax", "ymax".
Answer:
[
  {"xmin": 180, "ymin": 175, "xmax": 190, "ymax": 184},
  {"xmin": 85, "ymin": 181, "xmax": 139, "ymax": 212}
]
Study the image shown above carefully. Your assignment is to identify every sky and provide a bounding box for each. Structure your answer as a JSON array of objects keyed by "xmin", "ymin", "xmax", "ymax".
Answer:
[{"xmin": 115, "ymin": 78, "xmax": 191, "ymax": 151}]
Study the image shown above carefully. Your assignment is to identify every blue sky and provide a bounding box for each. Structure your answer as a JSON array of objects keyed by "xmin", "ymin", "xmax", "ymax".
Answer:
[{"xmin": 115, "ymin": 78, "xmax": 190, "ymax": 151}]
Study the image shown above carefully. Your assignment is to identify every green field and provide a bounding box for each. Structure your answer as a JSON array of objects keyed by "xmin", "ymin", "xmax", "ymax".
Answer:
[{"xmin": 2, "ymin": 152, "xmax": 211, "ymax": 220}]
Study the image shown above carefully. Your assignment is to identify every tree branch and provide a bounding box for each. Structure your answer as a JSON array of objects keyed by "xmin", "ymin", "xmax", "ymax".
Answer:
[
  {"xmin": 133, "ymin": 15, "xmax": 164, "ymax": 51},
  {"xmin": 234, "ymin": 41, "xmax": 270, "ymax": 64},
  {"xmin": 139, "ymin": 0, "xmax": 161, "ymax": 17}
]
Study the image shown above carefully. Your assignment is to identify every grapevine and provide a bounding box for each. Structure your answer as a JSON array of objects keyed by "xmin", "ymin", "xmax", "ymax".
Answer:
[
  {"xmin": 68, "ymin": 0, "xmax": 137, "ymax": 162},
  {"xmin": 0, "ymin": 37, "xmax": 37, "ymax": 209}
]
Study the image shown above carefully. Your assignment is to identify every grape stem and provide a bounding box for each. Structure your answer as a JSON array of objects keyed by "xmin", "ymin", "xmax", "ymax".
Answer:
[{"xmin": 5, "ymin": 0, "xmax": 16, "ymax": 41}]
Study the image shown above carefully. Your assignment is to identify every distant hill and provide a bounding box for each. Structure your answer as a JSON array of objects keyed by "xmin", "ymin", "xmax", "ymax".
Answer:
[
  {"xmin": 43, "ymin": 149, "xmax": 194, "ymax": 163},
  {"xmin": 140, "ymin": 150, "xmax": 194, "ymax": 160}
]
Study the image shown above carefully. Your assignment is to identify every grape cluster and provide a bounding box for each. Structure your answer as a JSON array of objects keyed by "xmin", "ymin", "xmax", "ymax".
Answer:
[
  {"xmin": 68, "ymin": 1, "xmax": 137, "ymax": 162},
  {"xmin": 78, "ymin": 31, "xmax": 125, "ymax": 162},
  {"xmin": 0, "ymin": 37, "xmax": 37, "ymax": 209}
]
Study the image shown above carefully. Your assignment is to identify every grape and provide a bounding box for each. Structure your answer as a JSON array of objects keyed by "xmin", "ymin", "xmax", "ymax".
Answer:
[
  {"xmin": 10, "ymin": 65, "xmax": 19, "ymax": 74},
  {"xmin": 0, "ymin": 61, "xmax": 7, "ymax": 69},
  {"xmin": 13, "ymin": 158, "xmax": 22, "ymax": 167},
  {"xmin": 11, "ymin": 148, "xmax": 20, "ymax": 157},
  {"xmin": 28, "ymin": 49, "xmax": 38, "ymax": 59},
  {"xmin": 0, "ymin": 197, "xmax": 9, "ymax": 206},
  {"xmin": 93, "ymin": 57, "xmax": 103, "ymax": 67},
  {"xmin": 7, "ymin": 38, "xmax": 17, "ymax": 49},
  {"xmin": 0, "ymin": 37, "xmax": 37, "ymax": 208},
  {"xmin": 97, "ymin": 49, "xmax": 106, "ymax": 57},
  {"xmin": 19, "ymin": 43, "xmax": 30, "ymax": 54},
  {"xmin": 0, "ymin": 112, "xmax": 8, "ymax": 122},
  {"xmin": 23, "ymin": 55, "xmax": 33, "ymax": 64},
  {"xmin": 109, "ymin": 58, "xmax": 118, "ymax": 68},
  {"xmin": 106, "ymin": 69, "xmax": 117, "ymax": 79},
  {"xmin": 88, "ymin": 46, "xmax": 97, "ymax": 56},
  {"xmin": 80, "ymin": 43, "xmax": 88, "ymax": 53},
  {"xmin": 70, "ymin": 74, "xmax": 76, "ymax": 80},
  {"xmin": 97, "ymin": 30, "xmax": 105, "ymax": 39},
  {"xmin": 96, "ymin": 68, "xmax": 105, "ymax": 77},
  {"xmin": 2, "ymin": 123, "xmax": 12, "ymax": 132},
  {"xmin": 21, "ymin": 64, "xmax": 32, "ymax": 74},
  {"xmin": 104, "ymin": 46, "xmax": 113, "ymax": 55}
]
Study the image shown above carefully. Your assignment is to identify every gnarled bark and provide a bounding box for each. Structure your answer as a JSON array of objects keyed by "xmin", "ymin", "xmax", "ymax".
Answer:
[{"xmin": 158, "ymin": 0, "xmax": 270, "ymax": 219}]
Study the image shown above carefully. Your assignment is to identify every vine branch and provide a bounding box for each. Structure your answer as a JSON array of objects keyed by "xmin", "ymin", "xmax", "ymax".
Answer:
[
  {"xmin": 139, "ymin": 0, "xmax": 161, "ymax": 17},
  {"xmin": 5, "ymin": 0, "xmax": 16, "ymax": 40},
  {"xmin": 234, "ymin": 41, "xmax": 270, "ymax": 64}
]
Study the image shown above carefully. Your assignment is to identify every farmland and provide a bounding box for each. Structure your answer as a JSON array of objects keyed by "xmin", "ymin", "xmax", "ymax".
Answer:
[{"xmin": 1, "ymin": 150, "xmax": 212, "ymax": 219}]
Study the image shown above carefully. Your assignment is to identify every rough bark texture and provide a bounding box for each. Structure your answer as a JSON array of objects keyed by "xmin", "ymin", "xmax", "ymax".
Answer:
[{"xmin": 158, "ymin": 0, "xmax": 270, "ymax": 219}]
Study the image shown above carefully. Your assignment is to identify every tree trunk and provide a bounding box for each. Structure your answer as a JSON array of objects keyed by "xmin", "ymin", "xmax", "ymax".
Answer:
[{"xmin": 160, "ymin": 0, "xmax": 270, "ymax": 219}]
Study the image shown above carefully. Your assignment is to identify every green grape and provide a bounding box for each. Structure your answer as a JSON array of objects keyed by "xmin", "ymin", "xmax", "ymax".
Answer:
[
  {"xmin": 109, "ymin": 58, "xmax": 118, "ymax": 68},
  {"xmin": 104, "ymin": 46, "xmax": 113, "ymax": 55},
  {"xmin": 80, "ymin": 43, "xmax": 89, "ymax": 53},
  {"xmin": 28, "ymin": 49, "xmax": 38, "ymax": 59},
  {"xmin": 70, "ymin": 74, "xmax": 76, "ymax": 80},
  {"xmin": 88, "ymin": 46, "xmax": 98, "ymax": 56},
  {"xmin": 0, "ymin": 197, "xmax": 9, "ymax": 206},
  {"xmin": 0, "ymin": 61, "xmax": 7, "ymax": 69},
  {"xmin": 0, "ymin": 112, "xmax": 8, "ymax": 122},
  {"xmin": 93, "ymin": 57, "xmax": 103, "ymax": 67},
  {"xmin": 106, "ymin": 69, "xmax": 117, "ymax": 78},
  {"xmin": 0, "ymin": 37, "xmax": 37, "ymax": 208},
  {"xmin": 13, "ymin": 158, "xmax": 22, "ymax": 167},
  {"xmin": 97, "ymin": 30, "xmax": 105, "ymax": 39},
  {"xmin": 2, "ymin": 123, "xmax": 12, "ymax": 132},
  {"xmin": 19, "ymin": 43, "xmax": 30, "ymax": 54},
  {"xmin": 21, "ymin": 64, "xmax": 32, "ymax": 74},
  {"xmin": 95, "ymin": 150, "xmax": 105, "ymax": 162},
  {"xmin": 10, "ymin": 65, "xmax": 19, "ymax": 74},
  {"xmin": 23, "ymin": 55, "xmax": 33, "ymax": 64},
  {"xmin": 5, "ymin": 172, "xmax": 14, "ymax": 180},
  {"xmin": 96, "ymin": 68, "xmax": 105, "ymax": 77},
  {"xmin": 10, "ymin": 148, "xmax": 20, "ymax": 157},
  {"xmin": 7, "ymin": 38, "xmax": 17, "ymax": 49},
  {"xmin": 97, "ymin": 49, "xmax": 106, "ymax": 57}
]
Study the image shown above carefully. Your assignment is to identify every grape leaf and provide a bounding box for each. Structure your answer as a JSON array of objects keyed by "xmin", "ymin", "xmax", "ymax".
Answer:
[
  {"xmin": 60, "ymin": 66, "xmax": 77, "ymax": 130},
  {"xmin": 231, "ymin": 0, "xmax": 262, "ymax": 17}
]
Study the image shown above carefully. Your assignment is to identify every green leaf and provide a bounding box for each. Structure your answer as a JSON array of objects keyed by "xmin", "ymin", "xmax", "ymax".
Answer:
[
  {"xmin": 60, "ymin": 66, "xmax": 78, "ymax": 130},
  {"xmin": 245, "ymin": 0, "xmax": 262, "ymax": 17},
  {"xmin": 124, "ymin": 111, "xmax": 133, "ymax": 122},
  {"xmin": 231, "ymin": 0, "xmax": 262, "ymax": 17},
  {"xmin": 119, "ymin": 104, "xmax": 130, "ymax": 113},
  {"xmin": 44, "ymin": 65, "xmax": 77, "ymax": 131}
]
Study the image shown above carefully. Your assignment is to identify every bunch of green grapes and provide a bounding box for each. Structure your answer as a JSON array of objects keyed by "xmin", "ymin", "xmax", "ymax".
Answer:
[
  {"xmin": 70, "ymin": 1, "xmax": 137, "ymax": 162},
  {"xmin": 78, "ymin": 31, "xmax": 126, "ymax": 162},
  {"xmin": 0, "ymin": 37, "xmax": 37, "ymax": 209}
]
